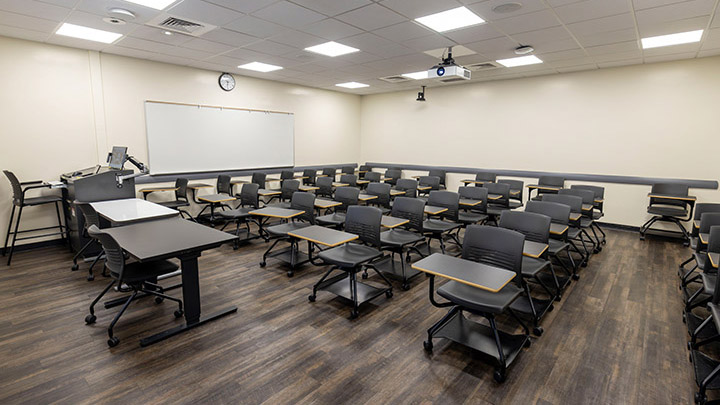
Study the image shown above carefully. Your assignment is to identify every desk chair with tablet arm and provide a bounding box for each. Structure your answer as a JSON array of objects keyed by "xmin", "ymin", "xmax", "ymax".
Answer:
[
  {"xmin": 341, "ymin": 166, "xmax": 355, "ymax": 175},
  {"xmin": 394, "ymin": 178, "xmax": 418, "ymax": 198},
  {"xmin": 155, "ymin": 178, "xmax": 193, "ymax": 220},
  {"xmin": 428, "ymin": 169, "xmax": 446, "ymax": 190},
  {"xmin": 570, "ymin": 184, "xmax": 606, "ymax": 244},
  {"xmin": 383, "ymin": 169, "xmax": 402, "ymax": 186},
  {"xmin": 418, "ymin": 176, "xmax": 441, "ymax": 197},
  {"xmin": 364, "ymin": 172, "xmax": 381, "ymax": 183},
  {"xmin": 475, "ymin": 171, "xmax": 496, "ymax": 184},
  {"xmin": 365, "ymin": 182, "xmax": 391, "ymax": 214},
  {"xmin": 267, "ymin": 179, "xmax": 299, "ymax": 208},
  {"xmin": 317, "ymin": 186, "xmax": 360, "ymax": 228},
  {"xmin": 484, "ymin": 182, "xmax": 511, "ymax": 225},
  {"xmin": 260, "ymin": 192, "xmax": 316, "ymax": 276},
  {"xmin": 457, "ymin": 186, "xmax": 489, "ymax": 226},
  {"xmin": 543, "ymin": 194, "xmax": 591, "ymax": 269},
  {"xmin": 280, "ymin": 170, "xmax": 295, "ymax": 183},
  {"xmin": 423, "ymin": 191, "xmax": 462, "ymax": 254},
  {"xmin": 525, "ymin": 201, "xmax": 577, "ymax": 288},
  {"xmin": 302, "ymin": 169, "xmax": 317, "ymax": 186},
  {"xmin": 379, "ymin": 197, "xmax": 426, "ymax": 290},
  {"xmin": 691, "ymin": 257, "xmax": 720, "ymax": 405},
  {"xmin": 84, "ymin": 225, "xmax": 183, "ymax": 348},
  {"xmin": 640, "ymin": 183, "xmax": 695, "ymax": 245},
  {"xmin": 498, "ymin": 179, "xmax": 524, "ymax": 209},
  {"xmin": 340, "ymin": 174, "xmax": 358, "ymax": 188},
  {"xmin": 499, "ymin": 210, "xmax": 559, "ymax": 335},
  {"xmin": 680, "ymin": 204, "xmax": 720, "ymax": 281},
  {"xmin": 559, "ymin": 188, "xmax": 601, "ymax": 253},
  {"xmin": 71, "ymin": 203, "xmax": 105, "ymax": 281},
  {"xmin": 316, "ymin": 176, "xmax": 334, "ymax": 199},
  {"xmin": 321, "ymin": 167, "xmax": 337, "ymax": 179},
  {"xmin": 684, "ymin": 219, "xmax": 720, "ymax": 312},
  {"xmin": 251, "ymin": 172, "xmax": 267, "ymax": 188},
  {"xmin": 358, "ymin": 165, "xmax": 371, "ymax": 179},
  {"xmin": 220, "ymin": 183, "xmax": 261, "ymax": 248},
  {"xmin": 531, "ymin": 176, "xmax": 565, "ymax": 201}
]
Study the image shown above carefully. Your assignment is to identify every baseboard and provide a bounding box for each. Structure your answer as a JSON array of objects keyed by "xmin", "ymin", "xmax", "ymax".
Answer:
[
  {"xmin": 596, "ymin": 222, "xmax": 639, "ymax": 232},
  {"xmin": 2, "ymin": 238, "xmax": 66, "ymax": 254}
]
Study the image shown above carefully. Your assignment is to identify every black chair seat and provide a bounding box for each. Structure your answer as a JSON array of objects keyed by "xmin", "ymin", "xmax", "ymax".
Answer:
[
  {"xmin": 580, "ymin": 218, "xmax": 593, "ymax": 228},
  {"xmin": 317, "ymin": 212, "xmax": 346, "ymax": 226},
  {"xmin": 458, "ymin": 211, "xmax": 488, "ymax": 224},
  {"xmin": 158, "ymin": 200, "xmax": 190, "ymax": 209},
  {"xmin": 568, "ymin": 227, "xmax": 582, "ymax": 239},
  {"xmin": 701, "ymin": 273, "xmax": 716, "ymax": 296},
  {"xmin": 437, "ymin": 280, "xmax": 522, "ymax": 315},
  {"xmin": 486, "ymin": 206, "xmax": 510, "ymax": 216},
  {"xmin": 267, "ymin": 201, "xmax": 292, "ymax": 209},
  {"xmin": 267, "ymin": 222, "xmax": 311, "ymax": 237},
  {"xmin": 218, "ymin": 207, "xmax": 254, "ymax": 219},
  {"xmin": 23, "ymin": 195, "xmax": 63, "ymax": 206},
  {"xmin": 548, "ymin": 239, "xmax": 570, "ymax": 254},
  {"xmin": 593, "ymin": 211, "xmax": 603, "ymax": 220},
  {"xmin": 380, "ymin": 229, "xmax": 424, "ymax": 247},
  {"xmin": 647, "ymin": 205, "xmax": 688, "ymax": 217},
  {"xmin": 318, "ymin": 244, "xmax": 382, "ymax": 268},
  {"xmin": 111, "ymin": 260, "xmax": 178, "ymax": 284},
  {"xmin": 509, "ymin": 200, "xmax": 523, "ymax": 209},
  {"xmin": 522, "ymin": 256, "xmax": 550, "ymax": 277},
  {"xmin": 378, "ymin": 207, "xmax": 391, "ymax": 215},
  {"xmin": 423, "ymin": 218, "xmax": 461, "ymax": 232},
  {"xmin": 694, "ymin": 252, "xmax": 711, "ymax": 270}
]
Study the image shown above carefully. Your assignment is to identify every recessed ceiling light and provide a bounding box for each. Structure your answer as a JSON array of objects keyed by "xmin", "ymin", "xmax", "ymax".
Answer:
[
  {"xmin": 56, "ymin": 23, "xmax": 122, "ymax": 44},
  {"xmin": 641, "ymin": 29, "xmax": 703, "ymax": 49},
  {"xmin": 238, "ymin": 62, "xmax": 283, "ymax": 72},
  {"xmin": 402, "ymin": 71, "xmax": 428, "ymax": 80},
  {"xmin": 336, "ymin": 82, "xmax": 369, "ymax": 89},
  {"xmin": 122, "ymin": 0, "xmax": 178, "ymax": 10},
  {"xmin": 305, "ymin": 41, "xmax": 359, "ymax": 57},
  {"xmin": 163, "ymin": 30, "xmax": 173, "ymax": 36},
  {"xmin": 415, "ymin": 7, "xmax": 485, "ymax": 33},
  {"xmin": 496, "ymin": 55, "xmax": 543, "ymax": 67}
]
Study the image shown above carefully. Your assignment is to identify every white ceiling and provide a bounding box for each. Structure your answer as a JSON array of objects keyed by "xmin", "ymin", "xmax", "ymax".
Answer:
[{"xmin": 1, "ymin": 0, "xmax": 719, "ymax": 94}]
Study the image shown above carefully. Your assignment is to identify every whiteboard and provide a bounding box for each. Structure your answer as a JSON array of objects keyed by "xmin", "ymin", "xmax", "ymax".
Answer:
[{"xmin": 145, "ymin": 101, "xmax": 294, "ymax": 175}]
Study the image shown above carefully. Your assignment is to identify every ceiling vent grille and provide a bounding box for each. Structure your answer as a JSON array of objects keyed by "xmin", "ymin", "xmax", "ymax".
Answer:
[
  {"xmin": 467, "ymin": 62, "xmax": 500, "ymax": 71},
  {"xmin": 147, "ymin": 14, "xmax": 216, "ymax": 36},
  {"xmin": 379, "ymin": 75, "xmax": 411, "ymax": 83}
]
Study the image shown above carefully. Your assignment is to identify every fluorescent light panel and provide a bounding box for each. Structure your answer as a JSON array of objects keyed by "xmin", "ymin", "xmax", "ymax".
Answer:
[
  {"xmin": 641, "ymin": 29, "xmax": 703, "ymax": 49},
  {"xmin": 415, "ymin": 7, "xmax": 485, "ymax": 33},
  {"xmin": 336, "ymin": 82, "xmax": 369, "ymax": 89},
  {"xmin": 238, "ymin": 62, "xmax": 283, "ymax": 72},
  {"xmin": 56, "ymin": 23, "xmax": 122, "ymax": 44},
  {"xmin": 123, "ymin": 0, "xmax": 177, "ymax": 10},
  {"xmin": 496, "ymin": 55, "xmax": 543, "ymax": 67},
  {"xmin": 402, "ymin": 71, "xmax": 428, "ymax": 80},
  {"xmin": 305, "ymin": 41, "xmax": 359, "ymax": 57}
]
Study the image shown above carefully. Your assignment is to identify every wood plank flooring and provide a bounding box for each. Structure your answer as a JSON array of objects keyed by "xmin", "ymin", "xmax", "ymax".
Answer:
[{"xmin": 0, "ymin": 228, "xmax": 703, "ymax": 404}]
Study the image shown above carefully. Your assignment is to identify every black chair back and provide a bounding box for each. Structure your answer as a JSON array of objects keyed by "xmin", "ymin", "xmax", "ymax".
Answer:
[
  {"xmin": 175, "ymin": 178, "xmax": 189, "ymax": 202},
  {"xmin": 699, "ymin": 213, "xmax": 720, "ymax": 234},
  {"xmin": 395, "ymin": 179, "xmax": 417, "ymax": 198},
  {"xmin": 526, "ymin": 201, "xmax": 570, "ymax": 225},
  {"xmin": 694, "ymin": 204, "xmax": 720, "ymax": 220},
  {"xmin": 650, "ymin": 183, "xmax": 690, "ymax": 209},
  {"xmin": 458, "ymin": 186, "xmax": 488, "ymax": 213},
  {"xmin": 498, "ymin": 179, "xmax": 523, "ymax": 200},
  {"xmin": 559, "ymin": 188, "xmax": 594, "ymax": 205},
  {"xmin": 419, "ymin": 176, "xmax": 440, "ymax": 191},
  {"xmin": 391, "ymin": 197, "xmax": 424, "ymax": 233},
  {"xmin": 365, "ymin": 172, "xmax": 381, "ymax": 183},
  {"xmin": 499, "ymin": 210, "xmax": 550, "ymax": 244},
  {"xmin": 571, "ymin": 185, "xmax": 604, "ymax": 200},
  {"xmin": 322, "ymin": 168, "xmax": 337, "ymax": 177},
  {"xmin": 462, "ymin": 225, "xmax": 524, "ymax": 285},
  {"xmin": 384, "ymin": 169, "xmax": 401, "ymax": 185},
  {"xmin": 280, "ymin": 179, "xmax": 300, "ymax": 200},
  {"xmin": 316, "ymin": 177, "xmax": 334, "ymax": 198},
  {"xmin": 428, "ymin": 169, "xmax": 446, "ymax": 187},
  {"xmin": 290, "ymin": 192, "xmax": 316, "ymax": 224},
  {"xmin": 428, "ymin": 191, "xmax": 459, "ymax": 221},
  {"xmin": 475, "ymin": 172, "xmax": 496, "ymax": 183},
  {"xmin": 366, "ymin": 182, "xmax": 391, "ymax": 208},
  {"xmin": 87, "ymin": 225, "xmax": 125, "ymax": 280},
  {"xmin": 484, "ymin": 182, "xmax": 510, "ymax": 207},
  {"xmin": 334, "ymin": 186, "xmax": 360, "ymax": 212},
  {"xmin": 711, "ymin": 227, "xmax": 720, "ymax": 305},
  {"xmin": 340, "ymin": 174, "xmax": 357, "ymax": 187},
  {"xmin": 345, "ymin": 206, "xmax": 382, "ymax": 247},
  {"xmin": 539, "ymin": 176, "xmax": 565, "ymax": 188},
  {"xmin": 251, "ymin": 173, "xmax": 266, "ymax": 188},
  {"xmin": 217, "ymin": 175, "xmax": 231, "ymax": 195},
  {"xmin": 76, "ymin": 202, "xmax": 100, "ymax": 229},
  {"xmin": 240, "ymin": 183, "xmax": 260, "ymax": 208},
  {"xmin": 302, "ymin": 169, "xmax": 317, "ymax": 185},
  {"xmin": 358, "ymin": 165, "xmax": 371, "ymax": 179},
  {"xmin": 544, "ymin": 194, "xmax": 583, "ymax": 215},
  {"xmin": 341, "ymin": 166, "xmax": 355, "ymax": 175},
  {"xmin": 3, "ymin": 170, "xmax": 23, "ymax": 205}
]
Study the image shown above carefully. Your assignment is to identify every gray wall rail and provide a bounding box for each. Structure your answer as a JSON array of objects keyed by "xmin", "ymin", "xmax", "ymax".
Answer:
[{"xmin": 365, "ymin": 162, "xmax": 718, "ymax": 190}]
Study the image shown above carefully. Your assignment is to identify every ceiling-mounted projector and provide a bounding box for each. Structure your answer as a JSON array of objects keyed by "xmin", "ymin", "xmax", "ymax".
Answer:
[{"xmin": 427, "ymin": 47, "xmax": 471, "ymax": 83}]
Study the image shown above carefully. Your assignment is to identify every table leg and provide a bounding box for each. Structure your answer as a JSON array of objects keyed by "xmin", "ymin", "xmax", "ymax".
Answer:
[{"xmin": 139, "ymin": 253, "xmax": 237, "ymax": 346}]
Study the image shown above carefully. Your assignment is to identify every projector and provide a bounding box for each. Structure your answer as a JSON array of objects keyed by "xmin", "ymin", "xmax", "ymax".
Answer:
[
  {"xmin": 427, "ymin": 47, "xmax": 471, "ymax": 83},
  {"xmin": 427, "ymin": 65, "xmax": 471, "ymax": 82}
]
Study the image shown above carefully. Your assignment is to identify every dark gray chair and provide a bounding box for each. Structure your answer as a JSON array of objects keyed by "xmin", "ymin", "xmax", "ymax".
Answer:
[
  {"xmin": 560, "ymin": 188, "xmax": 601, "ymax": 253},
  {"xmin": 525, "ymin": 200, "xmax": 577, "ymax": 287},
  {"xmin": 379, "ymin": 197, "xmax": 426, "ymax": 290},
  {"xmin": 84, "ymin": 225, "xmax": 183, "ymax": 348},
  {"xmin": 341, "ymin": 166, "xmax": 355, "ymax": 175},
  {"xmin": 640, "ymin": 183, "xmax": 694, "ymax": 245},
  {"xmin": 484, "ymin": 182, "xmax": 511, "ymax": 225},
  {"xmin": 424, "ymin": 225, "xmax": 529, "ymax": 383},
  {"xmin": 321, "ymin": 167, "xmax": 337, "ymax": 178},
  {"xmin": 216, "ymin": 174, "xmax": 231, "ymax": 196},
  {"xmin": 418, "ymin": 176, "xmax": 441, "ymax": 197},
  {"xmin": 383, "ymin": 169, "xmax": 401, "ymax": 186},
  {"xmin": 366, "ymin": 182, "xmax": 391, "ymax": 214},
  {"xmin": 571, "ymin": 184, "xmax": 606, "ymax": 244},
  {"xmin": 71, "ymin": 202, "xmax": 104, "ymax": 281},
  {"xmin": 310, "ymin": 206, "xmax": 393, "ymax": 319},
  {"xmin": 157, "ymin": 178, "xmax": 192, "ymax": 220},
  {"xmin": 267, "ymin": 179, "xmax": 299, "ymax": 208},
  {"xmin": 221, "ymin": 183, "xmax": 260, "ymax": 248},
  {"xmin": 684, "ymin": 216, "xmax": 720, "ymax": 311},
  {"xmin": 531, "ymin": 176, "xmax": 565, "ymax": 201},
  {"xmin": 280, "ymin": 170, "xmax": 295, "ymax": 186},
  {"xmin": 317, "ymin": 186, "xmax": 360, "ymax": 228},
  {"xmin": 316, "ymin": 176, "xmax": 334, "ymax": 199},
  {"xmin": 457, "ymin": 186, "xmax": 489, "ymax": 226},
  {"xmin": 260, "ymin": 192, "xmax": 316, "ymax": 276},
  {"xmin": 394, "ymin": 178, "xmax": 417, "ymax": 198},
  {"xmin": 423, "ymin": 191, "xmax": 462, "ymax": 254},
  {"xmin": 543, "ymin": 194, "xmax": 591, "ymax": 268},
  {"xmin": 499, "ymin": 179, "xmax": 524, "ymax": 209},
  {"xmin": 340, "ymin": 174, "xmax": 358, "ymax": 188},
  {"xmin": 474, "ymin": 171, "xmax": 496, "ymax": 185},
  {"xmin": 302, "ymin": 169, "xmax": 317, "ymax": 186},
  {"xmin": 358, "ymin": 165, "xmax": 371, "ymax": 179},
  {"xmin": 428, "ymin": 169, "xmax": 446, "ymax": 190},
  {"xmin": 3, "ymin": 170, "xmax": 66, "ymax": 266},
  {"xmin": 251, "ymin": 172, "xmax": 266, "ymax": 188},
  {"xmin": 365, "ymin": 172, "xmax": 381, "ymax": 183},
  {"xmin": 691, "ymin": 250, "xmax": 720, "ymax": 405},
  {"xmin": 500, "ymin": 210, "xmax": 560, "ymax": 335},
  {"xmin": 680, "ymin": 203, "xmax": 720, "ymax": 282}
]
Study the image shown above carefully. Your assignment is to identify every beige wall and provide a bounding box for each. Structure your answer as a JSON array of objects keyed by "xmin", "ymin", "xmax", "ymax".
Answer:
[
  {"xmin": 359, "ymin": 56, "xmax": 720, "ymax": 227},
  {"xmin": 0, "ymin": 35, "xmax": 361, "ymax": 248}
]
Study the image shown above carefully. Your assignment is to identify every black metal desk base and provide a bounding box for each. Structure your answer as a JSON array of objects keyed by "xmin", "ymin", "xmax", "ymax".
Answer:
[
  {"xmin": 139, "ymin": 306, "xmax": 237, "ymax": 347},
  {"xmin": 104, "ymin": 282, "xmax": 182, "ymax": 309}
]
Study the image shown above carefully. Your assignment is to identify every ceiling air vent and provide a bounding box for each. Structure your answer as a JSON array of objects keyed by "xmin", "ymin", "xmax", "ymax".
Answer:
[
  {"xmin": 147, "ymin": 14, "xmax": 216, "ymax": 36},
  {"xmin": 467, "ymin": 62, "xmax": 500, "ymax": 71},
  {"xmin": 379, "ymin": 75, "xmax": 410, "ymax": 83}
]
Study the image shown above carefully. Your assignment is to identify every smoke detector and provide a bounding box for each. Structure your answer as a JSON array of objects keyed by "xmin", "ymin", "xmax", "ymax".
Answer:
[
  {"xmin": 104, "ymin": 8, "xmax": 136, "ymax": 25},
  {"xmin": 514, "ymin": 45, "xmax": 534, "ymax": 55},
  {"xmin": 493, "ymin": 2, "xmax": 523, "ymax": 14}
]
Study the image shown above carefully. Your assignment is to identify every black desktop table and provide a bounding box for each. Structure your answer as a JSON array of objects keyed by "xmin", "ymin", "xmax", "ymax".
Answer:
[{"xmin": 101, "ymin": 217, "xmax": 237, "ymax": 346}]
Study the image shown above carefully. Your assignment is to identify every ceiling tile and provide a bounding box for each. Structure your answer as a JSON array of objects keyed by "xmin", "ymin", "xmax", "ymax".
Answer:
[
  {"xmin": 373, "ymin": 21, "xmax": 433, "ymax": 42},
  {"xmin": 546, "ymin": 56, "xmax": 597, "ymax": 67},
  {"xmin": 596, "ymin": 58, "xmax": 642, "ymax": 68},
  {"xmin": 0, "ymin": 24, "xmax": 50, "ymax": 41},
  {"xmin": 290, "ymin": 0, "xmax": 371, "ymax": 17},
  {"xmin": 0, "ymin": 0, "xmax": 70, "ymax": 21},
  {"xmin": 203, "ymin": 0, "xmax": 280, "ymax": 14},
  {"xmin": 74, "ymin": 0, "xmax": 160, "ymax": 24},
  {"xmin": 536, "ymin": 48, "xmax": 587, "ymax": 62},
  {"xmin": 0, "ymin": 10, "xmax": 59, "ymax": 32},
  {"xmin": 36, "ymin": 0, "xmax": 80, "ymax": 7},
  {"xmin": 205, "ymin": 53, "xmax": 249, "ymax": 67},
  {"xmin": 128, "ymin": 25, "xmax": 195, "ymax": 46},
  {"xmin": 566, "ymin": 13, "xmax": 636, "ymax": 36},
  {"xmin": 224, "ymin": 15, "xmax": 287, "ymax": 39},
  {"xmin": 632, "ymin": 0, "xmax": 691, "ymax": 10},
  {"xmin": 181, "ymin": 37, "xmax": 235, "ymax": 53},
  {"xmin": 634, "ymin": 0, "xmax": 715, "ymax": 27},
  {"xmin": 642, "ymin": 41, "xmax": 701, "ymax": 56},
  {"xmin": 299, "ymin": 18, "xmax": 363, "ymax": 40},
  {"xmin": 200, "ymin": 28, "xmax": 260, "ymax": 47},
  {"xmin": 557, "ymin": 64, "xmax": 598, "ymax": 73},
  {"xmin": 490, "ymin": 9, "xmax": 561, "ymax": 35},
  {"xmin": 698, "ymin": 48, "xmax": 720, "ymax": 57},
  {"xmin": 644, "ymin": 51, "xmax": 698, "ymax": 63},
  {"xmin": 103, "ymin": 45, "xmax": 159, "ymax": 60},
  {"xmin": 466, "ymin": 0, "xmax": 549, "ymax": 21},
  {"xmin": 585, "ymin": 40, "xmax": 639, "ymax": 55},
  {"xmin": 553, "ymin": 0, "xmax": 632, "ymax": 24},
  {"xmin": 701, "ymin": 27, "xmax": 720, "ymax": 50},
  {"xmin": 575, "ymin": 28, "xmax": 637, "ymax": 47},
  {"xmin": 591, "ymin": 49, "xmax": 642, "ymax": 62},
  {"xmin": 268, "ymin": 29, "xmax": 323, "ymax": 48},
  {"xmin": 441, "ymin": 22, "xmax": 505, "ymax": 44},
  {"xmin": 48, "ymin": 34, "xmax": 109, "ymax": 50},
  {"xmin": 380, "ymin": 0, "xmax": 463, "ymax": 19},
  {"xmin": 464, "ymin": 36, "xmax": 519, "ymax": 59},
  {"xmin": 400, "ymin": 33, "xmax": 455, "ymax": 51},
  {"xmin": 252, "ymin": 1, "xmax": 326, "ymax": 29},
  {"xmin": 335, "ymin": 3, "xmax": 406, "ymax": 31},
  {"xmin": 243, "ymin": 39, "xmax": 298, "ymax": 56},
  {"xmin": 637, "ymin": 15, "xmax": 710, "ymax": 37},
  {"xmin": 513, "ymin": 26, "xmax": 574, "ymax": 45},
  {"xmin": 168, "ymin": 0, "xmax": 244, "ymax": 26}
]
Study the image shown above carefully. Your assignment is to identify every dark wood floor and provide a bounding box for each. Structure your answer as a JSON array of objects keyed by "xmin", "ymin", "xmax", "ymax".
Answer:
[{"xmin": 0, "ymin": 228, "xmax": 702, "ymax": 404}]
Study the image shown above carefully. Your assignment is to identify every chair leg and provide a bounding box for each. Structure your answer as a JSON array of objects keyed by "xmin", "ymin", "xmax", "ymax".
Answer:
[
  {"xmin": 425, "ymin": 305, "xmax": 461, "ymax": 350},
  {"xmin": 260, "ymin": 238, "xmax": 282, "ymax": 267},
  {"xmin": 86, "ymin": 280, "xmax": 116, "ymax": 322},
  {"xmin": 691, "ymin": 314, "xmax": 714, "ymax": 348},
  {"xmin": 488, "ymin": 315, "xmax": 507, "ymax": 380},
  {"xmin": 310, "ymin": 266, "xmax": 339, "ymax": 300},
  {"xmin": 87, "ymin": 252, "xmax": 103, "ymax": 281},
  {"xmin": 349, "ymin": 269, "xmax": 359, "ymax": 319},
  {"xmin": 7, "ymin": 206, "xmax": 23, "ymax": 266},
  {"xmin": 3, "ymin": 205, "xmax": 16, "ymax": 256},
  {"xmin": 72, "ymin": 239, "xmax": 94, "ymax": 269},
  {"xmin": 143, "ymin": 288, "xmax": 183, "ymax": 313},
  {"xmin": 108, "ymin": 290, "xmax": 139, "ymax": 342}
]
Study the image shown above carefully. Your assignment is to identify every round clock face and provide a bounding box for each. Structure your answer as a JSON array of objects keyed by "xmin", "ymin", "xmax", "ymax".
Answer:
[{"xmin": 219, "ymin": 73, "xmax": 235, "ymax": 91}]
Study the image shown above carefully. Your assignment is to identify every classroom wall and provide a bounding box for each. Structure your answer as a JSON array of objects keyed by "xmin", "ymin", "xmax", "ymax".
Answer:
[
  {"xmin": 359, "ymin": 56, "xmax": 720, "ymax": 227},
  {"xmin": 0, "ymin": 35, "xmax": 361, "ymax": 248}
]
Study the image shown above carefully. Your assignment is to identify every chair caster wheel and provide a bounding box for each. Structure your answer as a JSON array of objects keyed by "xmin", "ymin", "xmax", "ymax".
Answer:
[
  {"xmin": 85, "ymin": 314, "xmax": 96, "ymax": 324},
  {"xmin": 423, "ymin": 340, "xmax": 433, "ymax": 352},
  {"xmin": 71, "ymin": 264, "xmax": 78, "ymax": 271},
  {"xmin": 554, "ymin": 295, "xmax": 562, "ymax": 302},
  {"xmin": 572, "ymin": 274, "xmax": 580, "ymax": 280},
  {"xmin": 533, "ymin": 327, "xmax": 543, "ymax": 336},
  {"xmin": 639, "ymin": 235, "xmax": 645, "ymax": 241},
  {"xmin": 493, "ymin": 370, "xmax": 506, "ymax": 383},
  {"xmin": 401, "ymin": 283, "xmax": 410, "ymax": 291},
  {"xmin": 548, "ymin": 304, "xmax": 555, "ymax": 312},
  {"xmin": 688, "ymin": 341, "xmax": 693, "ymax": 351},
  {"xmin": 581, "ymin": 262, "xmax": 588, "ymax": 268},
  {"xmin": 174, "ymin": 309, "xmax": 184, "ymax": 318},
  {"xmin": 385, "ymin": 290, "xmax": 393, "ymax": 298},
  {"xmin": 406, "ymin": 255, "xmax": 412, "ymax": 263},
  {"xmin": 695, "ymin": 392, "xmax": 707, "ymax": 404},
  {"xmin": 349, "ymin": 310, "xmax": 358, "ymax": 319},
  {"xmin": 594, "ymin": 249, "xmax": 601, "ymax": 254},
  {"xmin": 155, "ymin": 297, "xmax": 164, "ymax": 304},
  {"xmin": 107, "ymin": 337, "xmax": 119, "ymax": 347},
  {"xmin": 287, "ymin": 271, "xmax": 294, "ymax": 277},
  {"xmin": 87, "ymin": 275, "xmax": 94, "ymax": 281},
  {"xmin": 683, "ymin": 313, "xmax": 687, "ymax": 324},
  {"xmin": 361, "ymin": 272, "xmax": 368, "ymax": 279},
  {"xmin": 308, "ymin": 295, "xmax": 316, "ymax": 302},
  {"xmin": 259, "ymin": 261, "xmax": 266, "ymax": 267},
  {"xmin": 524, "ymin": 338, "xmax": 532, "ymax": 348}
]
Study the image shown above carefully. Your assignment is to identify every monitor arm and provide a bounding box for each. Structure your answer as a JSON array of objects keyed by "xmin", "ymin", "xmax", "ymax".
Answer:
[{"xmin": 115, "ymin": 155, "xmax": 149, "ymax": 188}]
